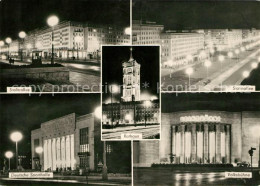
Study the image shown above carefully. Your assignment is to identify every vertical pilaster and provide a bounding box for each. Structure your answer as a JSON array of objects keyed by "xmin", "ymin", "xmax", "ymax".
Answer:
[
  {"xmin": 203, "ymin": 124, "xmax": 209, "ymax": 163},
  {"xmin": 43, "ymin": 139, "xmax": 48, "ymax": 171},
  {"xmin": 216, "ymin": 124, "xmax": 221, "ymax": 163},
  {"xmin": 56, "ymin": 137, "xmax": 61, "ymax": 168},
  {"xmin": 191, "ymin": 124, "xmax": 197, "ymax": 163},
  {"xmin": 180, "ymin": 125, "xmax": 185, "ymax": 163},
  {"xmin": 171, "ymin": 126, "xmax": 176, "ymax": 162},
  {"xmin": 225, "ymin": 125, "xmax": 231, "ymax": 163},
  {"xmin": 52, "ymin": 138, "xmax": 56, "ymax": 170}
]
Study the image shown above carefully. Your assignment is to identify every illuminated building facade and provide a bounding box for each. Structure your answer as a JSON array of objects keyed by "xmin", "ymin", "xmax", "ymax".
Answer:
[
  {"xmin": 122, "ymin": 48, "xmax": 141, "ymax": 102},
  {"xmin": 134, "ymin": 110, "xmax": 260, "ymax": 167},
  {"xmin": 31, "ymin": 113, "xmax": 131, "ymax": 172},
  {"xmin": 2, "ymin": 21, "xmax": 130, "ymax": 60},
  {"xmin": 160, "ymin": 32, "xmax": 207, "ymax": 67},
  {"xmin": 132, "ymin": 20, "xmax": 164, "ymax": 45}
]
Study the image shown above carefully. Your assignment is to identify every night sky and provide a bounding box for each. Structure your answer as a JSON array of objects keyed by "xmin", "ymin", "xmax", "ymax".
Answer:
[
  {"xmin": 102, "ymin": 46, "xmax": 160, "ymax": 102},
  {"xmin": 162, "ymin": 93, "xmax": 260, "ymax": 113},
  {"xmin": 133, "ymin": 0, "xmax": 260, "ymax": 30},
  {"xmin": 0, "ymin": 0, "xmax": 130, "ymax": 39},
  {"xmin": 0, "ymin": 94, "xmax": 100, "ymax": 168}
]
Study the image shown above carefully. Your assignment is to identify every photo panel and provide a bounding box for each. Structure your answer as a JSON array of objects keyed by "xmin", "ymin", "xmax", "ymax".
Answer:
[
  {"xmin": 0, "ymin": 0, "xmax": 130, "ymax": 93},
  {"xmin": 101, "ymin": 45, "xmax": 161, "ymax": 140},
  {"xmin": 0, "ymin": 94, "xmax": 132, "ymax": 185},
  {"xmin": 133, "ymin": 92, "xmax": 260, "ymax": 185},
  {"xmin": 132, "ymin": 0, "xmax": 260, "ymax": 92}
]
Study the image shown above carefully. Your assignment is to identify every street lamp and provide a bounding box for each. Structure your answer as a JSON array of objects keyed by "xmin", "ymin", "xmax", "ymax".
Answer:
[
  {"xmin": 228, "ymin": 52, "xmax": 233, "ymax": 59},
  {"xmin": 5, "ymin": 151, "xmax": 14, "ymax": 170},
  {"xmin": 204, "ymin": 60, "xmax": 212, "ymax": 80},
  {"xmin": 10, "ymin": 131, "xmax": 23, "ymax": 170},
  {"xmin": 102, "ymin": 141, "xmax": 108, "ymax": 180},
  {"xmin": 124, "ymin": 27, "xmax": 131, "ymax": 35},
  {"xmin": 242, "ymin": 71, "xmax": 250, "ymax": 78},
  {"xmin": 185, "ymin": 67, "xmax": 193, "ymax": 91},
  {"xmin": 186, "ymin": 54, "xmax": 193, "ymax": 64},
  {"xmin": 47, "ymin": 15, "xmax": 59, "ymax": 64},
  {"xmin": 5, "ymin": 37, "xmax": 12, "ymax": 59},
  {"xmin": 218, "ymin": 55, "xmax": 225, "ymax": 89},
  {"xmin": 35, "ymin": 146, "xmax": 43, "ymax": 171},
  {"xmin": 75, "ymin": 35, "xmax": 81, "ymax": 60},
  {"xmin": 235, "ymin": 49, "xmax": 240, "ymax": 62},
  {"xmin": 18, "ymin": 31, "xmax": 26, "ymax": 61},
  {"xmin": 144, "ymin": 100, "xmax": 152, "ymax": 127},
  {"xmin": 110, "ymin": 85, "xmax": 119, "ymax": 129},
  {"xmin": 251, "ymin": 62, "xmax": 258, "ymax": 69}
]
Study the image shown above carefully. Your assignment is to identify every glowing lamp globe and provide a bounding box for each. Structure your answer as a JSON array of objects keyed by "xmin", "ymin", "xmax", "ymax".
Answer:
[
  {"xmin": 242, "ymin": 71, "xmax": 250, "ymax": 78},
  {"xmin": 18, "ymin": 31, "xmax": 26, "ymax": 39},
  {"xmin": 35, "ymin": 146, "xmax": 43, "ymax": 154},
  {"xmin": 47, "ymin": 15, "xmax": 59, "ymax": 27},
  {"xmin": 10, "ymin": 131, "xmax": 23, "ymax": 142},
  {"xmin": 251, "ymin": 62, "xmax": 258, "ymax": 69},
  {"xmin": 0, "ymin": 40, "xmax": 4, "ymax": 47},
  {"xmin": 124, "ymin": 27, "xmax": 131, "ymax": 35},
  {"xmin": 185, "ymin": 67, "xmax": 193, "ymax": 75},
  {"xmin": 5, "ymin": 37, "xmax": 12, "ymax": 44},
  {"xmin": 204, "ymin": 60, "xmax": 212, "ymax": 67},
  {"xmin": 5, "ymin": 151, "xmax": 13, "ymax": 159}
]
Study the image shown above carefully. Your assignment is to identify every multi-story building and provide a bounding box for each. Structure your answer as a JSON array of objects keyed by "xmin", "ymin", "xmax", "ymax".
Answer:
[
  {"xmin": 132, "ymin": 20, "xmax": 164, "ymax": 45},
  {"xmin": 134, "ymin": 110, "xmax": 260, "ymax": 167},
  {"xmin": 160, "ymin": 31, "xmax": 206, "ymax": 67},
  {"xmin": 5, "ymin": 21, "xmax": 130, "ymax": 60},
  {"xmin": 31, "ymin": 113, "xmax": 131, "ymax": 172},
  {"xmin": 204, "ymin": 29, "xmax": 243, "ymax": 50}
]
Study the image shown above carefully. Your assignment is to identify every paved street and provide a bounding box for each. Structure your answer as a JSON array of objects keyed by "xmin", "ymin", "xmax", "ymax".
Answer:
[
  {"xmin": 102, "ymin": 125, "xmax": 160, "ymax": 140},
  {"xmin": 134, "ymin": 167, "xmax": 260, "ymax": 186},
  {"xmin": 0, "ymin": 58, "xmax": 100, "ymax": 92},
  {"xmin": 161, "ymin": 46, "xmax": 260, "ymax": 91}
]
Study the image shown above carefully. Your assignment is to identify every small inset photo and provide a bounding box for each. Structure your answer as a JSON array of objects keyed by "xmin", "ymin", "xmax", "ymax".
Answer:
[{"xmin": 102, "ymin": 46, "xmax": 161, "ymax": 140}]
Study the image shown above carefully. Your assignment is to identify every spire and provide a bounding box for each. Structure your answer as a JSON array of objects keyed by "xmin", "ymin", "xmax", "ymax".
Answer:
[{"xmin": 129, "ymin": 47, "xmax": 133, "ymax": 61}]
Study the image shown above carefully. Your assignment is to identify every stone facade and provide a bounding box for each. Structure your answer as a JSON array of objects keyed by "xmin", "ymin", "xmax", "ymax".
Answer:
[{"xmin": 134, "ymin": 110, "xmax": 260, "ymax": 167}]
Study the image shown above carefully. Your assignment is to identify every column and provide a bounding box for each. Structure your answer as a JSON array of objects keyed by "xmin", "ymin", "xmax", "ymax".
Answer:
[
  {"xmin": 220, "ymin": 125, "xmax": 226, "ymax": 163},
  {"xmin": 47, "ymin": 139, "xmax": 52, "ymax": 170},
  {"xmin": 56, "ymin": 137, "xmax": 61, "ymax": 168},
  {"xmin": 176, "ymin": 128, "xmax": 181, "ymax": 164},
  {"xmin": 184, "ymin": 125, "xmax": 191, "ymax": 163},
  {"xmin": 180, "ymin": 125, "xmax": 185, "ymax": 163},
  {"xmin": 225, "ymin": 125, "xmax": 231, "ymax": 163},
  {"xmin": 43, "ymin": 140, "xmax": 48, "ymax": 171},
  {"xmin": 52, "ymin": 138, "xmax": 56, "ymax": 170},
  {"xmin": 197, "ymin": 125, "xmax": 203, "ymax": 163},
  {"xmin": 66, "ymin": 135, "xmax": 71, "ymax": 168},
  {"xmin": 191, "ymin": 124, "xmax": 197, "ymax": 163},
  {"xmin": 70, "ymin": 134, "xmax": 75, "ymax": 170},
  {"xmin": 216, "ymin": 124, "xmax": 221, "ymax": 163},
  {"xmin": 209, "ymin": 125, "xmax": 216, "ymax": 163},
  {"xmin": 171, "ymin": 126, "xmax": 176, "ymax": 162},
  {"xmin": 203, "ymin": 124, "xmax": 209, "ymax": 163},
  {"xmin": 61, "ymin": 136, "xmax": 66, "ymax": 168}
]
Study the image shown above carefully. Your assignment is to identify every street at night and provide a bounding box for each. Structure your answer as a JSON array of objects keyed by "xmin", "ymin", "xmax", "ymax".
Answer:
[{"xmin": 134, "ymin": 168, "xmax": 260, "ymax": 186}]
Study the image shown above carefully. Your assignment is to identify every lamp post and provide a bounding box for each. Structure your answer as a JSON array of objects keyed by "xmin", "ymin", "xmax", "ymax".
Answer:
[
  {"xmin": 102, "ymin": 141, "xmax": 108, "ymax": 180},
  {"xmin": 110, "ymin": 85, "xmax": 119, "ymax": 129},
  {"xmin": 5, "ymin": 151, "xmax": 14, "ymax": 170},
  {"xmin": 235, "ymin": 49, "xmax": 240, "ymax": 63},
  {"xmin": 185, "ymin": 67, "xmax": 193, "ymax": 91},
  {"xmin": 47, "ymin": 15, "xmax": 59, "ymax": 64},
  {"xmin": 144, "ymin": 100, "xmax": 152, "ymax": 127},
  {"xmin": 5, "ymin": 37, "xmax": 12, "ymax": 59},
  {"xmin": 228, "ymin": 51, "xmax": 233, "ymax": 59},
  {"xmin": 10, "ymin": 131, "xmax": 23, "ymax": 170},
  {"xmin": 218, "ymin": 55, "xmax": 225, "ymax": 89},
  {"xmin": 35, "ymin": 146, "xmax": 43, "ymax": 171},
  {"xmin": 18, "ymin": 31, "xmax": 26, "ymax": 61},
  {"xmin": 75, "ymin": 35, "xmax": 81, "ymax": 60},
  {"xmin": 204, "ymin": 60, "xmax": 212, "ymax": 80}
]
